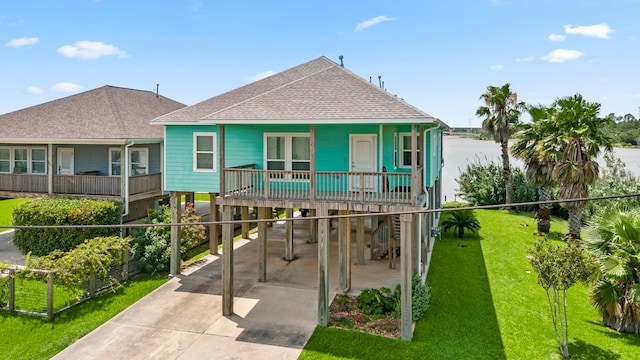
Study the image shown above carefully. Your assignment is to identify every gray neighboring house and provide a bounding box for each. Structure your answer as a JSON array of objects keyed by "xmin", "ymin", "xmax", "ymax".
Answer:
[{"xmin": 0, "ymin": 85, "xmax": 185, "ymax": 221}]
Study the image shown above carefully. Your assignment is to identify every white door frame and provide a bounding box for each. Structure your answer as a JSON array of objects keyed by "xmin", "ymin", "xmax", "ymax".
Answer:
[
  {"xmin": 349, "ymin": 134, "xmax": 377, "ymax": 191},
  {"xmin": 57, "ymin": 148, "xmax": 74, "ymax": 175}
]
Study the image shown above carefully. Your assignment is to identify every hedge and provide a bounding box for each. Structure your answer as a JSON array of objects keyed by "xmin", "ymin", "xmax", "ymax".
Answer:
[{"xmin": 12, "ymin": 198, "xmax": 121, "ymax": 256}]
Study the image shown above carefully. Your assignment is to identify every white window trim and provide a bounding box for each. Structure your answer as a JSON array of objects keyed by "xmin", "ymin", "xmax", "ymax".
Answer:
[
  {"xmin": 109, "ymin": 147, "xmax": 149, "ymax": 176},
  {"xmin": 263, "ymin": 132, "xmax": 310, "ymax": 181},
  {"xmin": 193, "ymin": 132, "xmax": 217, "ymax": 173},
  {"xmin": 399, "ymin": 132, "xmax": 420, "ymax": 169},
  {"xmin": 0, "ymin": 146, "xmax": 47, "ymax": 174}
]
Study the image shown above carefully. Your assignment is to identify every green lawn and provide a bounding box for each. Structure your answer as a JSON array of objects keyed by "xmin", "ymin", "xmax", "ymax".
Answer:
[
  {"xmin": 0, "ymin": 198, "xmax": 28, "ymax": 231},
  {"xmin": 300, "ymin": 209, "xmax": 640, "ymax": 359},
  {"xmin": 0, "ymin": 274, "xmax": 168, "ymax": 360}
]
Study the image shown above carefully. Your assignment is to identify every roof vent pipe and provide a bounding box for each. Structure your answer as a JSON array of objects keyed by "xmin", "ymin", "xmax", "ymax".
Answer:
[
  {"xmin": 378, "ymin": 76, "xmax": 382, "ymax": 88},
  {"xmin": 339, "ymin": 55, "xmax": 344, "ymax": 67},
  {"xmin": 156, "ymin": 84, "xmax": 159, "ymax": 98}
]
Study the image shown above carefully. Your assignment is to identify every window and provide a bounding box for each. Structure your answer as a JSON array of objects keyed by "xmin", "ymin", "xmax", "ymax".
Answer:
[
  {"xmin": 109, "ymin": 147, "xmax": 149, "ymax": 176},
  {"xmin": 399, "ymin": 133, "xmax": 421, "ymax": 168},
  {"xmin": 0, "ymin": 146, "xmax": 47, "ymax": 174},
  {"xmin": 264, "ymin": 133, "xmax": 310, "ymax": 176},
  {"xmin": 194, "ymin": 133, "xmax": 217, "ymax": 172}
]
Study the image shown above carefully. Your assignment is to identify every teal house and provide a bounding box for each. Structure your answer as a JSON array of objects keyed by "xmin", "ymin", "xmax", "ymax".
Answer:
[{"xmin": 151, "ymin": 56, "xmax": 446, "ymax": 340}]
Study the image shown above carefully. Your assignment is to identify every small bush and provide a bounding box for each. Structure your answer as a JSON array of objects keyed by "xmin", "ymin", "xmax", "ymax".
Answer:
[
  {"xmin": 12, "ymin": 198, "xmax": 121, "ymax": 256},
  {"xmin": 131, "ymin": 203, "xmax": 206, "ymax": 273},
  {"xmin": 357, "ymin": 275, "xmax": 430, "ymax": 321}
]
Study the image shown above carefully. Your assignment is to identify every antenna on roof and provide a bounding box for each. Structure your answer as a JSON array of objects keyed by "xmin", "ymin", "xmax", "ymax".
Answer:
[
  {"xmin": 339, "ymin": 55, "xmax": 344, "ymax": 67},
  {"xmin": 156, "ymin": 84, "xmax": 159, "ymax": 98}
]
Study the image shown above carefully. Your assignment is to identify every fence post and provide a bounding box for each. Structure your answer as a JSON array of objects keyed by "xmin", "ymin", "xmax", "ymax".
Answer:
[
  {"xmin": 89, "ymin": 271, "xmax": 96, "ymax": 298},
  {"xmin": 8, "ymin": 268, "xmax": 15, "ymax": 312},
  {"xmin": 122, "ymin": 245, "xmax": 130, "ymax": 281},
  {"xmin": 47, "ymin": 272, "xmax": 54, "ymax": 320}
]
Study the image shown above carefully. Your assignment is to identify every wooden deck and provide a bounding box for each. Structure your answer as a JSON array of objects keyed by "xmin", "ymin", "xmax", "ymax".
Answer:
[
  {"xmin": 0, "ymin": 172, "xmax": 162, "ymax": 199},
  {"xmin": 223, "ymin": 168, "xmax": 424, "ymax": 208}
]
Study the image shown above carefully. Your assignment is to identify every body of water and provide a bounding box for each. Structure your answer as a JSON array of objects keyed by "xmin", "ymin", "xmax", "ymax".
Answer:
[{"xmin": 441, "ymin": 136, "xmax": 640, "ymax": 203}]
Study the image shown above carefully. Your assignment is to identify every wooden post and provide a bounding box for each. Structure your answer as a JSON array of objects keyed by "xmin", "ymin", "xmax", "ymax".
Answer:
[
  {"xmin": 338, "ymin": 210, "xmax": 351, "ymax": 292},
  {"xmin": 356, "ymin": 213, "xmax": 365, "ymax": 265},
  {"xmin": 388, "ymin": 216, "xmax": 395, "ymax": 269},
  {"xmin": 169, "ymin": 191, "xmax": 181, "ymax": 276},
  {"xmin": 412, "ymin": 214, "xmax": 420, "ymax": 275},
  {"xmin": 258, "ymin": 207, "xmax": 268, "ymax": 282},
  {"xmin": 209, "ymin": 193, "xmax": 218, "ymax": 255},
  {"xmin": 47, "ymin": 272, "xmax": 54, "ymax": 320},
  {"xmin": 317, "ymin": 204, "xmax": 330, "ymax": 326},
  {"xmin": 411, "ymin": 124, "xmax": 419, "ymax": 204},
  {"xmin": 222, "ymin": 205, "xmax": 234, "ymax": 316},
  {"xmin": 284, "ymin": 208, "xmax": 294, "ymax": 260},
  {"xmin": 8, "ymin": 268, "xmax": 15, "ymax": 311},
  {"xmin": 122, "ymin": 245, "xmax": 129, "ymax": 280},
  {"xmin": 241, "ymin": 206, "xmax": 249, "ymax": 239},
  {"xmin": 400, "ymin": 213, "xmax": 413, "ymax": 341},
  {"xmin": 219, "ymin": 125, "xmax": 225, "ymax": 196},
  {"xmin": 308, "ymin": 208, "xmax": 317, "ymax": 243},
  {"xmin": 310, "ymin": 125, "xmax": 316, "ymax": 202}
]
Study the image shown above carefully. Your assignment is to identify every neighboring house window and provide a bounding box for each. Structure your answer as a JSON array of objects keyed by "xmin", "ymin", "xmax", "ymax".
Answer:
[
  {"xmin": 399, "ymin": 133, "xmax": 421, "ymax": 168},
  {"xmin": 264, "ymin": 133, "xmax": 310, "ymax": 173},
  {"xmin": 194, "ymin": 133, "xmax": 217, "ymax": 172},
  {"xmin": 0, "ymin": 146, "xmax": 47, "ymax": 174},
  {"xmin": 109, "ymin": 148, "xmax": 149, "ymax": 176}
]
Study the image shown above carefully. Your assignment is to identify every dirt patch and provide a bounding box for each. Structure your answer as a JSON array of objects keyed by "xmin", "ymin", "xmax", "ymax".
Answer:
[{"xmin": 328, "ymin": 294, "xmax": 401, "ymax": 340}]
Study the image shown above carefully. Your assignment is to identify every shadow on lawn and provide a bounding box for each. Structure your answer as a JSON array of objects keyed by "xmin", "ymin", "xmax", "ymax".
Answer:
[
  {"xmin": 569, "ymin": 339, "xmax": 621, "ymax": 360},
  {"xmin": 413, "ymin": 234, "xmax": 507, "ymax": 359}
]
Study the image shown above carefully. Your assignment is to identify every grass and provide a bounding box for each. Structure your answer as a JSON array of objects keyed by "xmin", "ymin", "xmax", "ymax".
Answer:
[
  {"xmin": 0, "ymin": 273, "xmax": 168, "ymax": 360},
  {"xmin": 300, "ymin": 209, "xmax": 640, "ymax": 359},
  {"xmin": 0, "ymin": 198, "xmax": 28, "ymax": 231}
]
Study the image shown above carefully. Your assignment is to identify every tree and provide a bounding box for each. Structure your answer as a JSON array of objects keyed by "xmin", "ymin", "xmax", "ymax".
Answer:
[
  {"xmin": 441, "ymin": 210, "xmax": 481, "ymax": 238},
  {"xmin": 545, "ymin": 94, "xmax": 613, "ymax": 240},
  {"xmin": 584, "ymin": 208, "xmax": 640, "ymax": 334},
  {"xmin": 527, "ymin": 240, "xmax": 592, "ymax": 358},
  {"xmin": 511, "ymin": 105, "xmax": 557, "ymax": 233},
  {"xmin": 476, "ymin": 83, "xmax": 525, "ymax": 208}
]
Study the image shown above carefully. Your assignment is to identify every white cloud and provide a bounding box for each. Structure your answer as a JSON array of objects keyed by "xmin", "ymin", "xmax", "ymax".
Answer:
[
  {"xmin": 541, "ymin": 49, "xmax": 584, "ymax": 63},
  {"xmin": 249, "ymin": 70, "xmax": 276, "ymax": 82},
  {"xmin": 489, "ymin": 64, "xmax": 504, "ymax": 71},
  {"xmin": 51, "ymin": 83, "xmax": 83, "ymax": 92},
  {"xmin": 548, "ymin": 34, "xmax": 566, "ymax": 42},
  {"xmin": 516, "ymin": 56, "xmax": 535, "ymax": 62},
  {"xmin": 564, "ymin": 23, "xmax": 615, "ymax": 39},
  {"xmin": 57, "ymin": 40, "xmax": 126, "ymax": 59},
  {"xmin": 355, "ymin": 16, "xmax": 394, "ymax": 32},
  {"xmin": 6, "ymin": 37, "xmax": 39, "ymax": 47},
  {"xmin": 26, "ymin": 86, "xmax": 42, "ymax": 94}
]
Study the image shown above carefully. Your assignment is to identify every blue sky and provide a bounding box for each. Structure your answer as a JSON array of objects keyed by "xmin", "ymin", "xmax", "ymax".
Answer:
[{"xmin": 1, "ymin": 0, "xmax": 638, "ymax": 127}]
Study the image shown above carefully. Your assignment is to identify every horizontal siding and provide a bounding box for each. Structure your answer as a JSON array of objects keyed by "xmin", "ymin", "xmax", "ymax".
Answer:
[{"xmin": 165, "ymin": 125, "xmax": 220, "ymax": 193}]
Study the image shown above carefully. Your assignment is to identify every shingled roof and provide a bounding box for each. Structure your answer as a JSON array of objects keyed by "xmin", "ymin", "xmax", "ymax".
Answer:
[
  {"xmin": 0, "ymin": 85, "xmax": 185, "ymax": 143},
  {"xmin": 151, "ymin": 56, "xmax": 442, "ymax": 125}
]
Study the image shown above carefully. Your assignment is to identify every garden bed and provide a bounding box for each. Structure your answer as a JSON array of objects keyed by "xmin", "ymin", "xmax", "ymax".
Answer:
[{"xmin": 328, "ymin": 294, "xmax": 401, "ymax": 339}]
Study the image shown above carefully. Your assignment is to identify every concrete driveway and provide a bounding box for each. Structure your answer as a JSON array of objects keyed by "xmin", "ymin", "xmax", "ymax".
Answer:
[
  {"xmin": 16, "ymin": 213, "xmax": 402, "ymax": 359},
  {"xmin": 0, "ymin": 230, "xmax": 25, "ymax": 265}
]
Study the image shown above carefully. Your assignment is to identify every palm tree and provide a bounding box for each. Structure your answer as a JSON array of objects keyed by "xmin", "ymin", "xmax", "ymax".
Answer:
[
  {"xmin": 511, "ymin": 105, "xmax": 557, "ymax": 233},
  {"xmin": 476, "ymin": 83, "xmax": 525, "ymax": 208},
  {"xmin": 546, "ymin": 94, "xmax": 613, "ymax": 240},
  {"xmin": 584, "ymin": 208, "xmax": 640, "ymax": 333},
  {"xmin": 441, "ymin": 210, "xmax": 481, "ymax": 238}
]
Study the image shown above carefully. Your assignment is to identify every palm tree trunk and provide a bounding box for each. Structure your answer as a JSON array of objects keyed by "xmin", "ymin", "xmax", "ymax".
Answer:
[
  {"xmin": 537, "ymin": 186, "xmax": 552, "ymax": 233},
  {"xmin": 567, "ymin": 206, "xmax": 582, "ymax": 240},
  {"xmin": 501, "ymin": 141, "xmax": 512, "ymax": 207}
]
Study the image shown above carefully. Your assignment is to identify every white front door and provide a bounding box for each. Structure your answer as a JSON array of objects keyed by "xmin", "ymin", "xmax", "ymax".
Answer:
[
  {"xmin": 349, "ymin": 134, "xmax": 377, "ymax": 191},
  {"xmin": 57, "ymin": 148, "xmax": 74, "ymax": 175}
]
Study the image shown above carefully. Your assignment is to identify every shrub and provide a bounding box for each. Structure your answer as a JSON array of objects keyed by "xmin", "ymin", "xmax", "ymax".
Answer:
[
  {"xmin": 31, "ymin": 236, "xmax": 129, "ymax": 293},
  {"xmin": 131, "ymin": 203, "xmax": 206, "ymax": 273},
  {"xmin": 12, "ymin": 198, "xmax": 121, "ymax": 256},
  {"xmin": 357, "ymin": 275, "xmax": 430, "ymax": 321},
  {"xmin": 456, "ymin": 158, "xmax": 537, "ymax": 209}
]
